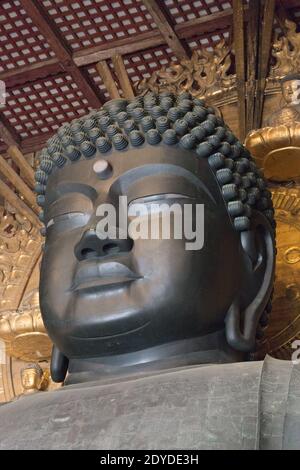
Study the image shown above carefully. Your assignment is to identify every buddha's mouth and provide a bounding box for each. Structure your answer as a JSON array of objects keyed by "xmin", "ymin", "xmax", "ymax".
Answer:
[{"xmin": 70, "ymin": 260, "xmax": 142, "ymax": 291}]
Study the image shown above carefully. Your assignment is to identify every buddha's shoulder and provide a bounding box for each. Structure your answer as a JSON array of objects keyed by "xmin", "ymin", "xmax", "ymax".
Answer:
[
  {"xmin": 0, "ymin": 359, "xmax": 268, "ymax": 412},
  {"xmin": 0, "ymin": 358, "xmax": 298, "ymax": 450}
]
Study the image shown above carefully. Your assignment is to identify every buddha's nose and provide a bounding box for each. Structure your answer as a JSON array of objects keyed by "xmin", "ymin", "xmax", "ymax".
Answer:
[{"xmin": 74, "ymin": 227, "xmax": 133, "ymax": 260}]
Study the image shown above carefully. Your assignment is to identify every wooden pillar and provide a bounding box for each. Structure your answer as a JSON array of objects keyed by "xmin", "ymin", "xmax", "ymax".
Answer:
[
  {"xmin": 233, "ymin": 0, "xmax": 246, "ymax": 141},
  {"xmin": 254, "ymin": 0, "xmax": 275, "ymax": 129},
  {"xmin": 246, "ymin": 0, "xmax": 260, "ymax": 134}
]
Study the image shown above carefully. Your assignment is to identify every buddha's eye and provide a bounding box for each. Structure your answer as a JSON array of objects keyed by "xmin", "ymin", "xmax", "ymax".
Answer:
[
  {"xmin": 45, "ymin": 192, "xmax": 93, "ymax": 231},
  {"xmin": 128, "ymin": 194, "xmax": 192, "ymax": 219},
  {"xmin": 129, "ymin": 194, "xmax": 190, "ymax": 206}
]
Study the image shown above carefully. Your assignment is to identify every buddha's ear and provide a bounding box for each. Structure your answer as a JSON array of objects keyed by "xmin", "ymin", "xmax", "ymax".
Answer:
[{"xmin": 225, "ymin": 211, "xmax": 276, "ymax": 352}]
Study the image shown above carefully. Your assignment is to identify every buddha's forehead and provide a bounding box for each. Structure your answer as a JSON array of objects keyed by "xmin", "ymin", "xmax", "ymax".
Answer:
[{"xmin": 45, "ymin": 145, "xmax": 221, "ymax": 204}]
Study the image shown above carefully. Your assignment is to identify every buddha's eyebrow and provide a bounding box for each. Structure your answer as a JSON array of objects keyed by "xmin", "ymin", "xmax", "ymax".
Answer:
[{"xmin": 111, "ymin": 163, "xmax": 216, "ymax": 205}]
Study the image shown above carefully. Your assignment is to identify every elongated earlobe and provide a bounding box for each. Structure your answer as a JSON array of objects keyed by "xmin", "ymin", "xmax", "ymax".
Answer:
[
  {"xmin": 225, "ymin": 212, "xmax": 276, "ymax": 352},
  {"xmin": 50, "ymin": 345, "xmax": 69, "ymax": 383}
]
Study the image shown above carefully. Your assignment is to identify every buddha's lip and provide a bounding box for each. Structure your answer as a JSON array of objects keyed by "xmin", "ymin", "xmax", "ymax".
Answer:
[{"xmin": 71, "ymin": 261, "xmax": 142, "ymax": 291}]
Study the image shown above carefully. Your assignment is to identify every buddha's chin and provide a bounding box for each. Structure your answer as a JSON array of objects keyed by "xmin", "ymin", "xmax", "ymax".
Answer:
[
  {"xmin": 52, "ymin": 314, "xmax": 153, "ymax": 359},
  {"xmin": 52, "ymin": 286, "xmax": 153, "ymax": 342},
  {"xmin": 65, "ymin": 315, "xmax": 150, "ymax": 342}
]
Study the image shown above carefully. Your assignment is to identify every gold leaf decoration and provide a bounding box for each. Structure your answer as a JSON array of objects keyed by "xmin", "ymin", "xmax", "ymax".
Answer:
[{"xmin": 135, "ymin": 40, "xmax": 236, "ymax": 100}]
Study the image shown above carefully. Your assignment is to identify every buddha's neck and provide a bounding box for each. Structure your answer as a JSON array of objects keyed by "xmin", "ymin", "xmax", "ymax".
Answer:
[{"xmin": 65, "ymin": 329, "xmax": 246, "ymax": 386}]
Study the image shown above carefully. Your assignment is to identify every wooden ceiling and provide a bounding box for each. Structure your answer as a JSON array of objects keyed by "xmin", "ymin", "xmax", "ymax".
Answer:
[{"xmin": 0, "ymin": 0, "xmax": 299, "ymax": 155}]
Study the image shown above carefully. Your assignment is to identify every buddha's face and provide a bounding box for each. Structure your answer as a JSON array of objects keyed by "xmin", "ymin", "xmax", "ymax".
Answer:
[
  {"xmin": 282, "ymin": 79, "xmax": 300, "ymax": 105},
  {"xmin": 40, "ymin": 146, "xmax": 264, "ymax": 358},
  {"xmin": 21, "ymin": 368, "xmax": 41, "ymax": 392}
]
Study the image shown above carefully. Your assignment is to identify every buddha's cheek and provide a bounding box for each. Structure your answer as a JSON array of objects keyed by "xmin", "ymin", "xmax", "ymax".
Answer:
[{"xmin": 39, "ymin": 230, "xmax": 80, "ymax": 331}]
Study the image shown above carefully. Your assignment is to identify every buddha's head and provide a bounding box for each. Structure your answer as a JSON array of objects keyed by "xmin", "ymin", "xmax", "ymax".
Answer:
[
  {"xmin": 36, "ymin": 93, "xmax": 276, "ymax": 382},
  {"xmin": 21, "ymin": 364, "xmax": 43, "ymax": 394},
  {"xmin": 281, "ymin": 73, "xmax": 300, "ymax": 105}
]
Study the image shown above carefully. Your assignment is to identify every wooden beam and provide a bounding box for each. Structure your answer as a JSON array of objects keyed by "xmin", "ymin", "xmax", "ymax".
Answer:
[
  {"xmin": 7, "ymin": 146, "xmax": 35, "ymax": 189},
  {"xmin": 233, "ymin": 0, "xmax": 246, "ymax": 141},
  {"xmin": 73, "ymin": 9, "xmax": 244, "ymax": 67},
  {"xmin": 0, "ymin": 179, "xmax": 40, "ymax": 227},
  {"xmin": 246, "ymin": 0, "xmax": 260, "ymax": 134},
  {"xmin": 176, "ymin": 8, "xmax": 242, "ymax": 39},
  {"xmin": 0, "ymin": 59, "xmax": 62, "ymax": 89},
  {"xmin": 141, "ymin": 0, "xmax": 190, "ymax": 60},
  {"xmin": 112, "ymin": 55, "xmax": 135, "ymax": 100},
  {"xmin": 22, "ymin": 134, "xmax": 53, "ymax": 155},
  {"xmin": 0, "ymin": 154, "xmax": 38, "ymax": 212},
  {"xmin": 19, "ymin": 0, "xmax": 103, "ymax": 107},
  {"xmin": 254, "ymin": 0, "xmax": 275, "ymax": 129},
  {"xmin": 74, "ymin": 31, "xmax": 164, "ymax": 67},
  {"xmin": 0, "ymin": 133, "xmax": 50, "ymax": 155},
  {"xmin": 95, "ymin": 61, "xmax": 121, "ymax": 100}
]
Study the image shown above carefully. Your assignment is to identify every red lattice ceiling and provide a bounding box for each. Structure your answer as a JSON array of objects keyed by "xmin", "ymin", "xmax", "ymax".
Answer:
[
  {"xmin": 0, "ymin": 0, "xmax": 55, "ymax": 73},
  {"xmin": 41, "ymin": 0, "xmax": 157, "ymax": 51},
  {"xmin": 163, "ymin": 0, "xmax": 232, "ymax": 24},
  {"xmin": 2, "ymin": 74, "xmax": 90, "ymax": 139},
  {"xmin": 187, "ymin": 27, "xmax": 230, "ymax": 51},
  {"xmin": 123, "ymin": 45, "xmax": 177, "ymax": 83}
]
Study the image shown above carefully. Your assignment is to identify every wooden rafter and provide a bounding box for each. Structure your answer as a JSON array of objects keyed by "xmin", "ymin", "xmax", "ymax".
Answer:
[
  {"xmin": 254, "ymin": 0, "xmax": 276, "ymax": 129},
  {"xmin": 0, "ymin": 133, "xmax": 49, "ymax": 155},
  {"xmin": 0, "ymin": 154, "xmax": 38, "ymax": 213},
  {"xmin": 141, "ymin": 0, "xmax": 190, "ymax": 60},
  {"xmin": 233, "ymin": 0, "xmax": 246, "ymax": 141},
  {"xmin": 8, "ymin": 133, "xmax": 54, "ymax": 156},
  {"xmin": 7, "ymin": 146, "xmax": 35, "ymax": 190},
  {"xmin": 19, "ymin": 0, "xmax": 104, "ymax": 107},
  {"xmin": 95, "ymin": 62, "xmax": 121, "ymax": 100},
  {"xmin": 0, "ymin": 59, "xmax": 62, "ymax": 89},
  {"xmin": 112, "ymin": 55, "xmax": 135, "ymax": 100},
  {"xmin": 0, "ymin": 178, "xmax": 40, "ymax": 227}
]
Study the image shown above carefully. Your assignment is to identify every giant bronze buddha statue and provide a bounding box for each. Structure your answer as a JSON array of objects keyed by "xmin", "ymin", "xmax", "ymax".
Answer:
[{"xmin": 0, "ymin": 92, "xmax": 299, "ymax": 450}]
